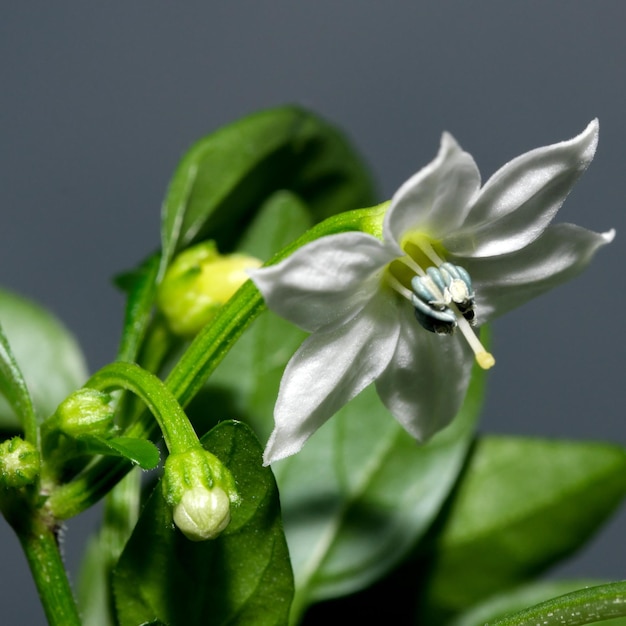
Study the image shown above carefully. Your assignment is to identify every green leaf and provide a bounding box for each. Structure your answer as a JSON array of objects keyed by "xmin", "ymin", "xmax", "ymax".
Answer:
[
  {"xmin": 77, "ymin": 534, "xmax": 117, "ymax": 626},
  {"xmin": 277, "ymin": 364, "xmax": 486, "ymax": 621},
  {"xmin": 449, "ymin": 580, "xmax": 623, "ymax": 626},
  {"xmin": 487, "ymin": 581, "xmax": 626, "ymax": 626},
  {"xmin": 420, "ymin": 437, "xmax": 626, "ymax": 618},
  {"xmin": 0, "ymin": 287, "xmax": 87, "ymax": 430},
  {"xmin": 200, "ymin": 316, "xmax": 488, "ymax": 622},
  {"xmin": 0, "ymin": 321, "xmax": 37, "ymax": 442},
  {"xmin": 76, "ymin": 435, "xmax": 160, "ymax": 470},
  {"xmin": 114, "ymin": 252, "xmax": 161, "ymax": 364},
  {"xmin": 113, "ymin": 421, "xmax": 293, "ymax": 626},
  {"xmin": 161, "ymin": 106, "xmax": 375, "ymax": 266}
]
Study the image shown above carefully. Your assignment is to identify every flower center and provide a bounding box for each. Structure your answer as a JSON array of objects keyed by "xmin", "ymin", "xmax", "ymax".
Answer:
[{"xmin": 385, "ymin": 234, "xmax": 495, "ymax": 370}]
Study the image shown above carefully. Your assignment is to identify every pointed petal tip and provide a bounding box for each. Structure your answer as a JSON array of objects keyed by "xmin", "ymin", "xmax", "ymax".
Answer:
[
  {"xmin": 440, "ymin": 130, "xmax": 462, "ymax": 150},
  {"xmin": 602, "ymin": 227, "xmax": 616, "ymax": 244},
  {"xmin": 574, "ymin": 118, "xmax": 599, "ymax": 160},
  {"xmin": 262, "ymin": 436, "xmax": 299, "ymax": 466}
]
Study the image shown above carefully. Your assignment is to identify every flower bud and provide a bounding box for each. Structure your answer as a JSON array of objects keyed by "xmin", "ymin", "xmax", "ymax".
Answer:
[
  {"xmin": 55, "ymin": 388, "xmax": 114, "ymax": 437},
  {"xmin": 162, "ymin": 447, "xmax": 238, "ymax": 541},
  {"xmin": 0, "ymin": 437, "xmax": 40, "ymax": 488},
  {"xmin": 157, "ymin": 241, "xmax": 262, "ymax": 337}
]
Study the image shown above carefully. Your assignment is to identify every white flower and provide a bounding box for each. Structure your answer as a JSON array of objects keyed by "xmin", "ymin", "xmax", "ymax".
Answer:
[{"xmin": 250, "ymin": 120, "xmax": 614, "ymax": 465}]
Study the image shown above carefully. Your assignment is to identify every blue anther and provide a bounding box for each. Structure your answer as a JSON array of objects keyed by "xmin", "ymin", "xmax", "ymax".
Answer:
[
  {"xmin": 410, "ymin": 263, "xmax": 478, "ymax": 332},
  {"xmin": 410, "ymin": 275, "xmax": 443, "ymax": 309},
  {"xmin": 426, "ymin": 266, "xmax": 448, "ymax": 295}
]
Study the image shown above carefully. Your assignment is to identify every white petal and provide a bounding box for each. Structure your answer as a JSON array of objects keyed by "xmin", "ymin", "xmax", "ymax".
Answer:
[
  {"xmin": 375, "ymin": 305, "xmax": 472, "ymax": 441},
  {"xmin": 446, "ymin": 120, "xmax": 599, "ymax": 258},
  {"xmin": 249, "ymin": 232, "xmax": 394, "ymax": 333},
  {"xmin": 460, "ymin": 223, "xmax": 615, "ymax": 323},
  {"xmin": 384, "ymin": 132, "xmax": 481, "ymax": 250},
  {"xmin": 263, "ymin": 292, "xmax": 400, "ymax": 464}
]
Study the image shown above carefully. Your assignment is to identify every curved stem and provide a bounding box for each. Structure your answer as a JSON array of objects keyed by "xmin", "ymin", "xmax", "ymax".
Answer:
[
  {"xmin": 84, "ymin": 361, "xmax": 199, "ymax": 455},
  {"xmin": 490, "ymin": 581, "xmax": 626, "ymax": 626}
]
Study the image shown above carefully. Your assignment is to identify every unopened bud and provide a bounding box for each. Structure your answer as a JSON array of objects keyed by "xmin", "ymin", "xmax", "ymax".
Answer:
[
  {"xmin": 0, "ymin": 437, "xmax": 40, "ymax": 488},
  {"xmin": 162, "ymin": 447, "xmax": 238, "ymax": 541},
  {"xmin": 173, "ymin": 485, "xmax": 231, "ymax": 541},
  {"xmin": 55, "ymin": 389, "xmax": 114, "ymax": 437},
  {"xmin": 158, "ymin": 241, "xmax": 261, "ymax": 336}
]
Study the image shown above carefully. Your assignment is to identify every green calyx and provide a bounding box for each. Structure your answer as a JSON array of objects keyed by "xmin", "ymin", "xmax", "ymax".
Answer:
[{"xmin": 162, "ymin": 447, "xmax": 239, "ymax": 541}]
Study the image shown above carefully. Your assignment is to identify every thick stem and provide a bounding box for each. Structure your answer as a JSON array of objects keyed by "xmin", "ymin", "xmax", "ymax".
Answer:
[{"xmin": 17, "ymin": 514, "xmax": 81, "ymax": 626}]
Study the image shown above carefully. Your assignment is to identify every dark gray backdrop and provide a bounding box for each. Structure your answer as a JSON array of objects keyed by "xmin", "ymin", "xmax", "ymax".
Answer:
[{"xmin": 1, "ymin": 3, "xmax": 625, "ymax": 623}]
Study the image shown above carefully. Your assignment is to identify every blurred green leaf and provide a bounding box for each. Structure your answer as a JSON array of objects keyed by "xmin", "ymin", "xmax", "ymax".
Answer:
[
  {"xmin": 420, "ymin": 437, "xmax": 626, "ymax": 619},
  {"xmin": 75, "ymin": 435, "xmax": 160, "ymax": 470},
  {"xmin": 113, "ymin": 421, "xmax": 293, "ymax": 626},
  {"xmin": 161, "ymin": 105, "xmax": 375, "ymax": 266},
  {"xmin": 0, "ymin": 287, "xmax": 87, "ymax": 430},
  {"xmin": 77, "ymin": 534, "xmax": 116, "ymax": 626},
  {"xmin": 487, "ymin": 581, "xmax": 626, "ymax": 626},
  {"xmin": 450, "ymin": 580, "xmax": 626, "ymax": 626}
]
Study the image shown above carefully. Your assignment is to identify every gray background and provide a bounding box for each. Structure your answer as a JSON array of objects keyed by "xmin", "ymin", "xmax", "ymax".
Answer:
[{"xmin": 1, "ymin": 2, "xmax": 625, "ymax": 623}]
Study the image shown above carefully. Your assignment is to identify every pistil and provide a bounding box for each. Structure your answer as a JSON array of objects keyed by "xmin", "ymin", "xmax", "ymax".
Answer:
[{"xmin": 386, "ymin": 240, "xmax": 495, "ymax": 371}]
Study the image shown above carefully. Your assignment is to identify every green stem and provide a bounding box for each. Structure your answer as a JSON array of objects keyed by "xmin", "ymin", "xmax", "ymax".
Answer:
[
  {"xmin": 84, "ymin": 361, "xmax": 199, "ymax": 454},
  {"xmin": 47, "ymin": 204, "xmax": 387, "ymax": 519},
  {"xmin": 490, "ymin": 581, "xmax": 626, "ymax": 626},
  {"xmin": 17, "ymin": 514, "xmax": 81, "ymax": 626}
]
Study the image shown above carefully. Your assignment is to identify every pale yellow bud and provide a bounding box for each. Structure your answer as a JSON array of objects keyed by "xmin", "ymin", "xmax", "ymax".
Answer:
[{"xmin": 158, "ymin": 241, "xmax": 262, "ymax": 336}]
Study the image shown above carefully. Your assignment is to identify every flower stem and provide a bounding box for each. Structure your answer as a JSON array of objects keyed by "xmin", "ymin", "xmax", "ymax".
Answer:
[
  {"xmin": 16, "ymin": 515, "xmax": 81, "ymax": 626},
  {"xmin": 84, "ymin": 361, "xmax": 199, "ymax": 455}
]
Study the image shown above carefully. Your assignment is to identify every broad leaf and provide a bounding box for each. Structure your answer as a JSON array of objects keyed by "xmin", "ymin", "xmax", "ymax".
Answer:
[
  {"xmin": 275, "ymin": 367, "xmax": 486, "ymax": 621},
  {"xmin": 0, "ymin": 287, "xmax": 87, "ymax": 430},
  {"xmin": 419, "ymin": 436, "xmax": 626, "ymax": 619},
  {"xmin": 161, "ymin": 105, "xmax": 375, "ymax": 266},
  {"xmin": 76, "ymin": 435, "xmax": 160, "ymax": 470},
  {"xmin": 113, "ymin": 421, "xmax": 293, "ymax": 626}
]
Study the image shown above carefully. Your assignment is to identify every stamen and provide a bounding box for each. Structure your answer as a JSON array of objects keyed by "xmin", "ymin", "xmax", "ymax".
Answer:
[
  {"xmin": 398, "ymin": 255, "xmax": 426, "ymax": 277},
  {"xmin": 395, "ymin": 238, "xmax": 496, "ymax": 369},
  {"xmin": 455, "ymin": 314, "xmax": 495, "ymax": 370},
  {"xmin": 419, "ymin": 239, "xmax": 446, "ymax": 266},
  {"xmin": 386, "ymin": 273, "xmax": 414, "ymax": 302}
]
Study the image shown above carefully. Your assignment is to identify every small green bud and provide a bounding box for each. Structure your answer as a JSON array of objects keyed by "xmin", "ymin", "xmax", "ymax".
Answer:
[
  {"xmin": 0, "ymin": 437, "xmax": 40, "ymax": 488},
  {"xmin": 157, "ymin": 241, "xmax": 262, "ymax": 336},
  {"xmin": 55, "ymin": 388, "xmax": 114, "ymax": 437},
  {"xmin": 162, "ymin": 447, "xmax": 238, "ymax": 541}
]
